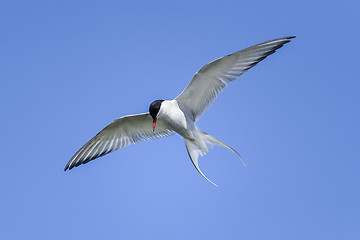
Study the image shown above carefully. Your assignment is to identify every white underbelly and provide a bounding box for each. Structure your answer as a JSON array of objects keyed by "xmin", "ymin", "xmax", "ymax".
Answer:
[{"xmin": 158, "ymin": 100, "xmax": 196, "ymax": 140}]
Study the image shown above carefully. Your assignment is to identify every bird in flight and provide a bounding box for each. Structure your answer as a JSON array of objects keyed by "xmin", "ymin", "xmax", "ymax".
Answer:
[{"xmin": 65, "ymin": 36, "xmax": 295, "ymax": 185}]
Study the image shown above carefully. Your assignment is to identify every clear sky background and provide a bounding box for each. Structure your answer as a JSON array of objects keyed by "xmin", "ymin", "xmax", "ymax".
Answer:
[{"xmin": 1, "ymin": 0, "xmax": 359, "ymax": 239}]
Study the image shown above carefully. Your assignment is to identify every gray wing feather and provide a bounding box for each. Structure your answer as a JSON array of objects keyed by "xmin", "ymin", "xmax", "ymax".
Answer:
[
  {"xmin": 175, "ymin": 36, "xmax": 295, "ymax": 122},
  {"xmin": 64, "ymin": 113, "xmax": 173, "ymax": 170}
]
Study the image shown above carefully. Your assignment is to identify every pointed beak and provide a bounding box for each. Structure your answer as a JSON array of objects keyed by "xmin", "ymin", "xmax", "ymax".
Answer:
[{"xmin": 153, "ymin": 117, "xmax": 157, "ymax": 132}]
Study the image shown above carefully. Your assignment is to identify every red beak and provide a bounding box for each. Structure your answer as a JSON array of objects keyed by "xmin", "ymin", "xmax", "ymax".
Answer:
[{"xmin": 153, "ymin": 117, "xmax": 157, "ymax": 132}]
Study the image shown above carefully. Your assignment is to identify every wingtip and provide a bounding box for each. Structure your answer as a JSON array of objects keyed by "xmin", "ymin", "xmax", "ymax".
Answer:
[
  {"xmin": 272, "ymin": 36, "xmax": 295, "ymax": 44},
  {"xmin": 283, "ymin": 36, "xmax": 296, "ymax": 43},
  {"xmin": 279, "ymin": 36, "xmax": 296, "ymax": 40},
  {"xmin": 64, "ymin": 162, "xmax": 74, "ymax": 171}
]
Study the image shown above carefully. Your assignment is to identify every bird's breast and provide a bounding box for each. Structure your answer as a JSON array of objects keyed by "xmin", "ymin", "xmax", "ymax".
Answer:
[{"xmin": 158, "ymin": 100, "xmax": 196, "ymax": 139}]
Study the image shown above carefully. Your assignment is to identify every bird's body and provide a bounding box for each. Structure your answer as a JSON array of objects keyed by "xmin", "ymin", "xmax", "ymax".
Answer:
[
  {"xmin": 65, "ymin": 36, "xmax": 295, "ymax": 185},
  {"xmin": 158, "ymin": 100, "xmax": 193, "ymax": 139}
]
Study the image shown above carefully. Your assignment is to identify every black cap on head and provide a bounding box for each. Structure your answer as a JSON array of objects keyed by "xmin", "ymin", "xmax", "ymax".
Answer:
[{"xmin": 149, "ymin": 100, "xmax": 164, "ymax": 119}]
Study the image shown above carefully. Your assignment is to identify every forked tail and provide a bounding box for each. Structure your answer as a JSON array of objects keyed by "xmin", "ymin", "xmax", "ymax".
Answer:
[{"xmin": 184, "ymin": 131, "xmax": 245, "ymax": 186}]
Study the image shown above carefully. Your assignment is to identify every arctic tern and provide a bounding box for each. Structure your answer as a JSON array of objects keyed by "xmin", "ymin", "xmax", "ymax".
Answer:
[{"xmin": 65, "ymin": 36, "xmax": 295, "ymax": 185}]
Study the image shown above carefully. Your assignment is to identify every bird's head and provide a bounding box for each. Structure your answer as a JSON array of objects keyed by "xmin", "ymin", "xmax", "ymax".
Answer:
[{"xmin": 149, "ymin": 100, "xmax": 164, "ymax": 132}]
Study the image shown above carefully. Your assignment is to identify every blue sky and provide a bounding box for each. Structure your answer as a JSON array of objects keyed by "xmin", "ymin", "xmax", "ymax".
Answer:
[{"xmin": 1, "ymin": 0, "xmax": 359, "ymax": 239}]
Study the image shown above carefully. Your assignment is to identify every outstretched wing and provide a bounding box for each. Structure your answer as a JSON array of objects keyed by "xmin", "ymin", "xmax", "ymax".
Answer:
[
  {"xmin": 175, "ymin": 36, "xmax": 295, "ymax": 122},
  {"xmin": 65, "ymin": 113, "xmax": 173, "ymax": 170}
]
